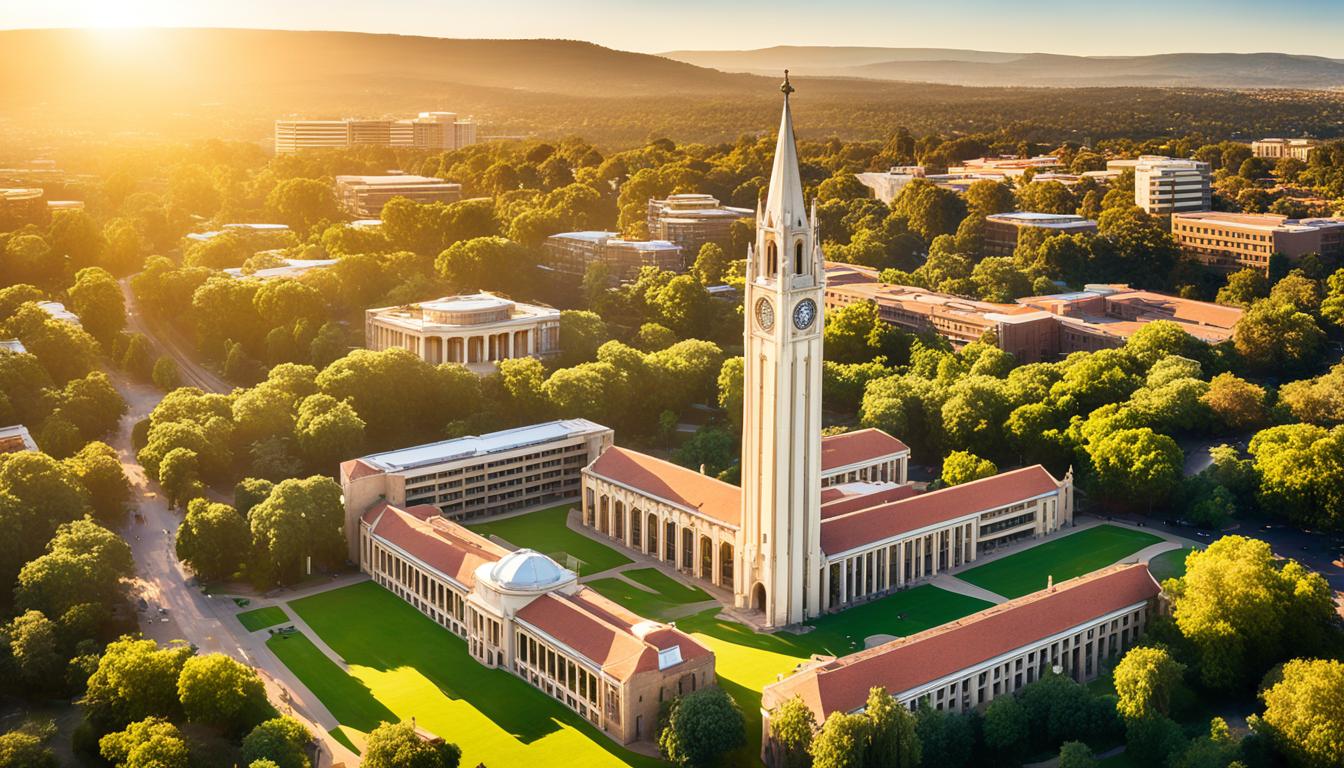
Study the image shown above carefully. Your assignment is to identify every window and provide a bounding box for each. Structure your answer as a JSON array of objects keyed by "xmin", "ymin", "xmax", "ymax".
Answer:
[{"xmin": 794, "ymin": 241, "xmax": 805, "ymax": 275}]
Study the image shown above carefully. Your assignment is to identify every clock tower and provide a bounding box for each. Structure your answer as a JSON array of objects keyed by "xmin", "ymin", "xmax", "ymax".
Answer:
[{"xmin": 736, "ymin": 72, "xmax": 825, "ymax": 628}]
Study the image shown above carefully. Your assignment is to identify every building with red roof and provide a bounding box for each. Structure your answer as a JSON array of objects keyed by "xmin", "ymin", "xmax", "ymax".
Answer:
[
  {"xmin": 760, "ymin": 564, "xmax": 1162, "ymax": 765},
  {"xmin": 359, "ymin": 502, "xmax": 714, "ymax": 745}
]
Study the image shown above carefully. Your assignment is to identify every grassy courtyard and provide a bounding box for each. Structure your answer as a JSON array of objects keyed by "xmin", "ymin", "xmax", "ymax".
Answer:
[
  {"xmin": 1148, "ymin": 546, "xmax": 1198, "ymax": 583},
  {"xmin": 236, "ymin": 605, "xmax": 288, "ymax": 632},
  {"xmin": 468, "ymin": 505, "xmax": 631, "ymax": 575},
  {"xmin": 956, "ymin": 524, "xmax": 1164, "ymax": 599},
  {"xmin": 276, "ymin": 581, "xmax": 660, "ymax": 767},
  {"xmin": 586, "ymin": 567, "xmax": 713, "ymax": 620}
]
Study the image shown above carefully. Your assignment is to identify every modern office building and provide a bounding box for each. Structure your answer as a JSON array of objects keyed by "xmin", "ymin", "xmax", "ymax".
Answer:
[
  {"xmin": 341, "ymin": 418, "xmax": 614, "ymax": 541},
  {"xmin": 645, "ymin": 194, "xmax": 752, "ymax": 261},
  {"xmin": 357, "ymin": 501, "xmax": 714, "ymax": 745},
  {"xmin": 1170, "ymin": 211, "xmax": 1344, "ymax": 273},
  {"xmin": 334, "ymin": 174, "xmax": 463, "ymax": 217},
  {"xmin": 364, "ymin": 293, "xmax": 560, "ymax": 372},
  {"xmin": 983, "ymin": 212, "xmax": 1098, "ymax": 256},
  {"xmin": 759, "ymin": 564, "xmax": 1161, "ymax": 764},
  {"xmin": 542, "ymin": 232, "xmax": 683, "ymax": 282},
  {"xmin": 0, "ymin": 425, "xmax": 37, "ymax": 454},
  {"xmin": 274, "ymin": 113, "xmax": 479, "ymax": 154},
  {"xmin": 1132, "ymin": 156, "xmax": 1211, "ymax": 214},
  {"xmin": 1251, "ymin": 138, "xmax": 1319, "ymax": 161},
  {"xmin": 0, "ymin": 188, "xmax": 49, "ymax": 230}
]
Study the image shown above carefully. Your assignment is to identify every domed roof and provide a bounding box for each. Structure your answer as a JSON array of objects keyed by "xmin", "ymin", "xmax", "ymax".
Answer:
[{"xmin": 485, "ymin": 549, "xmax": 574, "ymax": 592}]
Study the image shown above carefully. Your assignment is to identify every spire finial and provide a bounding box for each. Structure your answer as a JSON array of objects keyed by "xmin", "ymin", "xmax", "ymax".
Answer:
[{"xmin": 781, "ymin": 69, "xmax": 794, "ymax": 97}]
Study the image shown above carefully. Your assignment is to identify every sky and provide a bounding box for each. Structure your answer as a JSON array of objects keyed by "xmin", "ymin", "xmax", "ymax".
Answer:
[{"xmin": 5, "ymin": 0, "xmax": 1344, "ymax": 57}]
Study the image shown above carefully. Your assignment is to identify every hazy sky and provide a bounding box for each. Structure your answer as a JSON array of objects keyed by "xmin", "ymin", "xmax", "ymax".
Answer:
[{"xmin": 6, "ymin": 0, "xmax": 1344, "ymax": 57}]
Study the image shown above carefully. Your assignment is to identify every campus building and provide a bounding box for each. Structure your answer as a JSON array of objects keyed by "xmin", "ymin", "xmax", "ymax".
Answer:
[
  {"xmin": 542, "ymin": 231, "xmax": 683, "ymax": 282},
  {"xmin": 35, "ymin": 301, "xmax": 80, "ymax": 327},
  {"xmin": 982, "ymin": 212, "xmax": 1098, "ymax": 257},
  {"xmin": 334, "ymin": 174, "xmax": 463, "ymax": 217},
  {"xmin": 1170, "ymin": 211, "xmax": 1344, "ymax": 273},
  {"xmin": 759, "ymin": 564, "xmax": 1162, "ymax": 764},
  {"xmin": 365, "ymin": 293, "xmax": 560, "ymax": 371},
  {"xmin": 0, "ymin": 425, "xmax": 37, "ymax": 454},
  {"xmin": 824, "ymin": 270, "xmax": 1242, "ymax": 362},
  {"xmin": 646, "ymin": 194, "xmax": 752, "ymax": 261},
  {"xmin": 341, "ymin": 419, "xmax": 613, "ymax": 555},
  {"xmin": 854, "ymin": 167, "xmax": 927, "ymax": 204},
  {"xmin": 357, "ymin": 501, "xmax": 714, "ymax": 745},
  {"xmin": 274, "ymin": 113, "xmax": 478, "ymax": 154},
  {"xmin": 0, "ymin": 187, "xmax": 49, "ymax": 230},
  {"xmin": 0, "ymin": 339, "xmax": 26, "ymax": 354},
  {"xmin": 1251, "ymin": 138, "xmax": 1319, "ymax": 161},
  {"xmin": 1132, "ymin": 156, "xmax": 1211, "ymax": 214},
  {"xmin": 949, "ymin": 155, "xmax": 1062, "ymax": 175},
  {"xmin": 222, "ymin": 258, "xmax": 338, "ymax": 281}
]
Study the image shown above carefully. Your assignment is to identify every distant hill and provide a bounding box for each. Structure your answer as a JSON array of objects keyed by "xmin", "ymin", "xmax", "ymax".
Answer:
[{"xmin": 661, "ymin": 47, "xmax": 1344, "ymax": 89}]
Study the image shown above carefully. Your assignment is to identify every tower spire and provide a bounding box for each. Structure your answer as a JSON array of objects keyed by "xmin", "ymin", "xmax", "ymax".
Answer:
[{"xmin": 763, "ymin": 70, "xmax": 805, "ymax": 230}]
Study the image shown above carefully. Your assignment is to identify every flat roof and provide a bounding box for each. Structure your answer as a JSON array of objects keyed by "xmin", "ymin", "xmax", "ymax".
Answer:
[{"xmin": 359, "ymin": 418, "xmax": 610, "ymax": 473}]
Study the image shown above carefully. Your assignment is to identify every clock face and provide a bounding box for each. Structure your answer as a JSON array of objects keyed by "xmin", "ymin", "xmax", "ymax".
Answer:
[
  {"xmin": 755, "ymin": 298, "xmax": 775, "ymax": 331},
  {"xmin": 793, "ymin": 298, "xmax": 817, "ymax": 330}
]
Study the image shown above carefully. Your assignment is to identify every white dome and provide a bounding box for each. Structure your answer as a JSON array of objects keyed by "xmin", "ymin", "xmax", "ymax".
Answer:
[{"xmin": 486, "ymin": 549, "xmax": 574, "ymax": 592}]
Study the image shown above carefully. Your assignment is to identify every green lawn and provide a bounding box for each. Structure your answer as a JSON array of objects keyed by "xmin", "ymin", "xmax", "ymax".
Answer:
[
  {"xmin": 467, "ymin": 505, "xmax": 631, "ymax": 575},
  {"xmin": 236, "ymin": 605, "xmax": 288, "ymax": 632},
  {"xmin": 275, "ymin": 581, "xmax": 660, "ymax": 767},
  {"xmin": 956, "ymin": 525, "xmax": 1164, "ymax": 599},
  {"xmin": 800, "ymin": 584, "xmax": 995, "ymax": 656},
  {"xmin": 1147, "ymin": 546, "xmax": 1198, "ymax": 583},
  {"xmin": 587, "ymin": 568, "xmax": 713, "ymax": 620}
]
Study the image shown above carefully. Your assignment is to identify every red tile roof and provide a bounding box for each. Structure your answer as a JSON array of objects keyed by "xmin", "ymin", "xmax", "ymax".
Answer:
[
  {"xmin": 821, "ymin": 484, "xmax": 919, "ymax": 520},
  {"xmin": 340, "ymin": 458, "xmax": 382, "ymax": 482},
  {"xmin": 586, "ymin": 446, "xmax": 742, "ymax": 527},
  {"xmin": 821, "ymin": 429, "xmax": 909, "ymax": 473},
  {"xmin": 516, "ymin": 588, "xmax": 712, "ymax": 682},
  {"xmin": 820, "ymin": 465, "xmax": 1060, "ymax": 555},
  {"xmin": 364, "ymin": 502, "xmax": 508, "ymax": 588},
  {"xmin": 762, "ymin": 564, "xmax": 1160, "ymax": 719}
]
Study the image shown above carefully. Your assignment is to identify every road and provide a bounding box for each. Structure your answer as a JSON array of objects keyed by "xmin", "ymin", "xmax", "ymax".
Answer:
[
  {"xmin": 119, "ymin": 278, "xmax": 231, "ymax": 394},
  {"xmin": 113, "ymin": 281, "xmax": 357, "ymax": 766}
]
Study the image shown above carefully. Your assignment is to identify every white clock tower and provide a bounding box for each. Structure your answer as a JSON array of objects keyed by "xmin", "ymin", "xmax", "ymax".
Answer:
[{"xmin": 736, "ymin": 72, "xmax": 825, "ymax": 628}]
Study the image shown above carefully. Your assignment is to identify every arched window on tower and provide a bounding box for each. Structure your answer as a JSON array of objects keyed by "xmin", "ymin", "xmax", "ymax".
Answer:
[
  {"xmin": 794, "ymin": 240, "xmax": 805, "ymax": 276},
  {"xmin": 766, "ymin": 241, "xmax": 778, "ymax": 278}
]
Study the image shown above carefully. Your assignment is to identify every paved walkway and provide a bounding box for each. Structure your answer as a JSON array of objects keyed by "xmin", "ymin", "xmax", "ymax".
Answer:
[{"xmin": 928, "ymin": 574, "xmax": 1010, "ymax": 604}]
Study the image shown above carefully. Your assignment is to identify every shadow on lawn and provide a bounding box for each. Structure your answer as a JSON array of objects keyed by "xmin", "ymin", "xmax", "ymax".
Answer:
[{"xmin": 266, "ymin": 633, "xmax": 396, "ymax": 731}]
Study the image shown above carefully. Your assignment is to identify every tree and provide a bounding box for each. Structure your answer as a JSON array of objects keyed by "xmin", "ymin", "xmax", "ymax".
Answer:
[
  {"xmin": 99, "ymin": 717, "xmax": 189, "ymax": 768},
  {"xmin": 982, "ymin": 696, "xmax": 1029, "ymax": 757},
  {"xmin": 648, "ymin": 274, "xmax": 712, "ymax": 338},
  {"xmin": 1234, "ymin": 300, "xmax": 1324, "ymax": 373},
  {"xmin": 16, "ymin": 518, "xmax": 133, "ymax": 631},
  {"xmin": 1260, "ymin": 659, "xmax": 1344, "ymax": 768},
  {"xmin": 248, "ymin": 476, "xmax": 346, "ymax": 586},
  {"xmin": 809, "ymin": 712, "xmax": 869, "ymax": 768},
  {"xmin": 152, "ymin": 356, "xmax": 180, "ymax": 391},
  {"xmin": 769, "ymin": 697, "xmax": 817, "ymax": 768},
  {"xmin": 636, "ymin": 322, "xmax": 678, "ymax": 352},
  {"xmin": 265, "ymin": 178, "xmax": 339, "ymax": 232},
  {"xmin": 5, "ymin": 610, "xmax": 62, "ymax": 693},
  {"xmin": 0, "ymin": 730, "xmax": 57, "ymax": 768},
  {"xmin": 177, "ymin": 653, "xmax": 271, "ymax": 734},
  {"xmin": 83, "ymin": 638, "xmax": 194, "ymax": 731},
  {"xmin": 1058, "ymin": 741, "xmax": 1098, "ymax": 768},
  {"xmin": 941, "ymin": 451, "xmax": 997, "ymax": 486},
  {"xmin": 64, "ymin": 441, "xmax": 131, "ymax": 524},
  {"xmin": 0, "ymin": 451, "xmax": 90, "ymax": 587},
  {"xmin": 176, "ymin": 499, "xmax": 249, "ymax": 583},
  {"xmin": 158, "ymin": 446, "xmax": 201, "ymax": 510},
  {"xmin": 1277, "ymin": 365, "xmax": 1344, "ymax": 425},
  {"xmin": 361, "ymin": 720, "xmax": 462, "ymax": 768},
  {"xmin": 294, "ymin": 394, "xmax": 365, "ymax": 470},
  {"xmin": 557, "ymin": 310, "xmax": 609, "ymax": 367},
  {"xmin": 1216, "ymin": 269, "xmax": 1268, "ymax": 308},
  {"xmin": 67, "ymin": 267, "xmax": 126, "ymax": 343},
  {"xmin": 1248, "ymin": 424, "xmax": 1344, "ymax": 529},
  {"xmin": 864, "ymin": 687, "xmax": 920, "ymax": 768},
  {"xmin": 964, "ymin": 179, "xmax": 1016, "ymax": 216},
  {"xmin": 1125, "ymin": 715, "xmax": 1186, "ymax": 767},
  {"xmin": 913, "ymin": 702, "xmax": 973, "ymax": 768},
  {"xmin": 1201, "ymin": 373, "xmax": 1268, "ymax": 430},
  {"xmin": 692, "ymin": 243, "xmax": 730, "ymax": 286},
  {"xmin": 1114, "ymin": 646, "xmax": 1186, "ymax": 721},
  {"xmin": 241, "ymin": 717, "xmax": 312, "ymax": 768},
  {"xmin": 658, "ymin": 687, "xmax": 746, "ymax": 768},
  {"xmin": 434, "ymin": 236, "xmax": 533, "ymax": 293},
  {"xmin": 824, "ymin": 301, "xmax": 905, "ymax": 365},
  {"xmin": 1126, "ymin": 321, "xmax": 1202, "ymax": 368},
  {"xmin": 1087, "ymin": 428, "xmax": 1183, "ymax": 509},
  {"xmin": 674, "ymin": 426, "xmax": 736, "ymax": 476},
  {"xmin": 55, "ymin": 371, "xmax": 127, "ymax": 440},
  {"xmin": 1165, "ymin": 536, "xmax": 1334, "ymax": 689}
]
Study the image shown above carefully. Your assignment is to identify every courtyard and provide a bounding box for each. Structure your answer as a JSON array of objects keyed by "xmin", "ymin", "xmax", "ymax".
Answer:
[{"xmin": 955, "ymin": 524, "xmax": 1164, "ymax": 599}]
